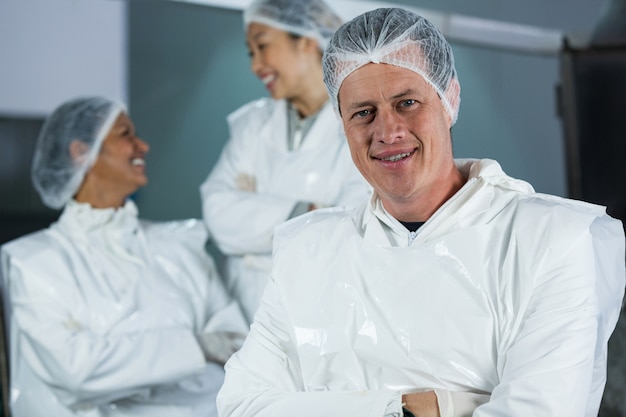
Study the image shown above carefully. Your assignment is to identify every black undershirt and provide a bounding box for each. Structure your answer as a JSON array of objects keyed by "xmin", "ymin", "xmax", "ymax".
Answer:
[{"xmin": 399, "ymin": 221, "xmax": 425, "ymax": 232}]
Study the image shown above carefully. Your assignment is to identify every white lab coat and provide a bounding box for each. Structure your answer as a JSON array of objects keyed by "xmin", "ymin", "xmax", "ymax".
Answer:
[
  {"xmin": 217, "ymin": 159, "xmax": 626, "ymax": 417},
  {"xmin": 200, "ymin": 98, "xmax": 369, "ymax": 324},
  {"xmin": 0, "ymin": 200, "xmax": 248, "ymax": 417}
]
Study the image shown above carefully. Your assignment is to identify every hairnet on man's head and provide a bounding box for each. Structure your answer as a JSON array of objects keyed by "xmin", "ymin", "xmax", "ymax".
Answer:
[
  {"xmin": 244, "ymin": 0, "xmax": 343, "ymax": 50},
  {"xmin": 32, "ymin": 96, "xmax": 125, "ymax": 209},
  {"xmin": 322, "ymin": 7, "xmax": 461, "ymax": 124}
]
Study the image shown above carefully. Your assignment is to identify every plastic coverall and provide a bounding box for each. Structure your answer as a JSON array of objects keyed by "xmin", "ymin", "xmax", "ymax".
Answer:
[
  {"xmin": 200, "ymin": 97, "xmax": 370, "ymax": 324},
  {"xmin": 217, "ymin": 158, "xmax": 626, "ymax": 417},
  {"xmin": 0, "ymin": 200, "xmax": 248, "ymax": 417}
]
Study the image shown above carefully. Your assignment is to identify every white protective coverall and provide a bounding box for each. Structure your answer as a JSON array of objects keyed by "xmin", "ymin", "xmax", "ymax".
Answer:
[
  {"xmin": 0, "ymin": 200, "xmax": 248, "ymax": 417},
  {"xmin": 200, "ymin": 97, "xmax": 369, "ymax": 324},
  {"xmin": 217, "ymin": 159, "xmax": 626, "ymax": 417}
]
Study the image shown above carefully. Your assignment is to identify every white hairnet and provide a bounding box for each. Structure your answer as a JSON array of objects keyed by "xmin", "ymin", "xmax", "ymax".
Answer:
[
  {"xmin": 243, "ymin": 0, "xmax": 343, "ymax": 50},
  {"xmin": 32, "ymin": 96, "xmax": 125, "ymax": 209},
  {"xmin": 322, "ymin": 8, "xmax": 461, "ymax": 125}
]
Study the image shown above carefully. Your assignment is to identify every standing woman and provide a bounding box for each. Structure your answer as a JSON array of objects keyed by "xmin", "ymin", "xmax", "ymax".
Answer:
[
  {"xmin": 200, "ymin": 0, "xmax": 369, "ymax": 325},
  {"xmin": 0, "ymin": 97, "xmax": 247, "ymax": 417}
]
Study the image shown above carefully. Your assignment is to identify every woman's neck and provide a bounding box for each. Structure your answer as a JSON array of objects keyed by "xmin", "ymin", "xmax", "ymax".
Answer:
[
  {"xmin": 289, "ymin": 69, "xmax": 328, "ymax": 118},
  {"xmin": 74, "ymin": 178, "xmax": 129, "ymax": 209}
]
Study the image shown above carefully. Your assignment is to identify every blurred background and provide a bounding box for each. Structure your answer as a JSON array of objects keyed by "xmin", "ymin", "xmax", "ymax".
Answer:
[{"xmin": 1, "ymin": 0, "xmax": 624, "ymax": 415}]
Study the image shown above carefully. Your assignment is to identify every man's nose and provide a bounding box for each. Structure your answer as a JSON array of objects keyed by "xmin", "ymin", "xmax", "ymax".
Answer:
[{"xmin": 372, "ymin": 110, "xmax": 405, "ymax": 144}]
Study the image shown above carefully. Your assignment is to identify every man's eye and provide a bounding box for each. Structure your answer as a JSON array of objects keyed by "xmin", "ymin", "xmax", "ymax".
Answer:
[
  {"xmin": 400, "ymin": 99, "xmax": 417, "ymax": 107},
  {"xmin": 354, "ymin": 109, "xmax": 372, "ymax": 119}
]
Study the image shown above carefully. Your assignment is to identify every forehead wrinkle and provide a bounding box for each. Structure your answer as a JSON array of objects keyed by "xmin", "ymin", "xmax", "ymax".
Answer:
[
  {"xmin": 389, "ymin": 88, "xmax": 415, "ymax": 100},
  {"xmin": 343, "ymin": 85, "xmax": 416, "ymax": 113},
  {"xmin": 341, "ymin": 75, "xmax": 384, "ymax": 111},
  {"xmin": 340, "ymin": 64, "xmax": 426, "ymax": 113}
]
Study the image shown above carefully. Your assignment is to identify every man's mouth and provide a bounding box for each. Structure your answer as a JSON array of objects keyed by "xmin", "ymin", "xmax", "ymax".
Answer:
[
  {"xmin": 131, "ymin": 158, "xmax": 145, "ymax": 167},
  {"xmin": 378, "ymin": 150, "xmax": 415, "ymax": 162}
]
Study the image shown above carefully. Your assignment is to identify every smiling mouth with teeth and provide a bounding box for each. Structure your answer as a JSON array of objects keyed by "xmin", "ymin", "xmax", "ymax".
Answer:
[
  {"xmin": 261, "ymin": 74, "xmax": 275, "ymax": 86},
  {"xmin": 381, "ymin": 151, "xmax": 412, "ymax": 162},
  {"xmin": 131, "ymin": 158, "xmax": 145, "ymax": 166}
]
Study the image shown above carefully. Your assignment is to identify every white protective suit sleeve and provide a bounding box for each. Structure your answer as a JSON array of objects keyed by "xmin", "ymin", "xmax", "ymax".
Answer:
[
  {"xmin": 218, "ymin": 275, "xmax": 399, "ymax": 417},
  {"xmin": 218, "ymin": 202, "xmax": 625, "ymax": 416},
  {"xmin": 218, "ymin": 276, "xmax": 490, "ymax": 417},
  {"xmin": 472, "ymin": 214, "xmax": 625, "ymax": 416},
  {"xmin": 6, "ymin": 257, "xmax": 205, "ymax": 405},
  {"xmin": 3, "ymin": 220, "xmax": 247, "ymax": 407},
  {"xmin": 434, "ymin": 390, "xmax": 490, "ymax": 417},
  {"xmin": 200, "ymin": 132, "xmax": 299, "ymax": 255},
  {"xmin": 200, "ymin": 99, "xmax": 369, "ymax": 256}
]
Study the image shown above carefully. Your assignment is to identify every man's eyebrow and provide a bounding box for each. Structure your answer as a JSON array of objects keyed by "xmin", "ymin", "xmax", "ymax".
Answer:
[
  {"xmin": 345, "ymin": 100, "xmax": 374, "ymax": 111},
  {"xmin": 390, "ymin": 88, "xmax": 415, "ymax": 99},
  {"xmin": 344, "ymin": 88, "xmax": 417, "ymax": 112}
]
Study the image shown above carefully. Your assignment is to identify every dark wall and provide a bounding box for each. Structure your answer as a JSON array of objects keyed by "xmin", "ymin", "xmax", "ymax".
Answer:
[
  {"xmin": 129, "ymin": 0, "xmax": 265, "ymax": 221},
  {"xmin": 0, "ymin": 117, "xmax": 59, "ymax": 245},
  {"xmin": 128, "ymin": 0, "xmax": 604, "ymax": 222}
]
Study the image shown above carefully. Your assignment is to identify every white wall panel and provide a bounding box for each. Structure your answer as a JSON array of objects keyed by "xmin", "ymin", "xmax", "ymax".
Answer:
[{"xmin": 0, "ymin": 0, "xmax": 127, "ymax": 117}]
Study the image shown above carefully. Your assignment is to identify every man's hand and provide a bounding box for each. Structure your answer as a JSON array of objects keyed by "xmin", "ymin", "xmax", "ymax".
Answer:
[{"xmin": 402, "ymin": 391, "xmax": 440, "ymax": 417}]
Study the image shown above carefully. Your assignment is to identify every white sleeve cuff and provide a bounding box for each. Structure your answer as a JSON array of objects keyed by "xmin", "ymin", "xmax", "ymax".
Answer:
[
  {"xmin": 434, "ymin": 389, "xmax": 491, "ymax": 417},
  {"xmin": 383, "ymin": 391, "xmax": 403, "ymax": 417}
]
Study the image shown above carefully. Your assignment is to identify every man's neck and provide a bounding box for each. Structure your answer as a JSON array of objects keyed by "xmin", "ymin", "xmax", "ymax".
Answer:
[{"xmin": 382, "ymin": 169, "xmax": 467, "ymax": 223}]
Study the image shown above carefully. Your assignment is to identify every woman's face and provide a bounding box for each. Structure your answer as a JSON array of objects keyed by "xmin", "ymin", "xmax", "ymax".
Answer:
[
  {"xmin": 246, "ymin": 22, "xmax": 319, "ymax": 101},
  {"xmin": 86, "ymin": 112, "xmax": 149, "ymax": 199}
]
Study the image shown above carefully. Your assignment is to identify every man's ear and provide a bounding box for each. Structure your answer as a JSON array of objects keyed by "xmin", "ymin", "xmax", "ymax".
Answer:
[
  {"xmin": 69, "ymin": 140, "xmax": 90, "ymax": 162},
  {"xmin": 445, "ymin": 77, "xmax": 461, "ymax": 127}
]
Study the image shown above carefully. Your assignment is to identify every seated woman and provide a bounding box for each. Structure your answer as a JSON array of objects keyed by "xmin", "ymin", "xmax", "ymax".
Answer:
[{"xmin": 0, "ymin": 96, "xmax": 247, "ymax": 417}]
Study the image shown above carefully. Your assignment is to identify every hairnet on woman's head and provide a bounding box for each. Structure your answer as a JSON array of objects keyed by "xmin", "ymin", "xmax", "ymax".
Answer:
[
  {"xmin": 243, "ymin": 0, "xmax": 343, "ymax": 50},
  {"xmin": 32, "ymin": 96, "xmax": 125, "ymax": 209},
  {"xmin": 322, "ymin": 8, "xmax": 461, "ymax": 125}
]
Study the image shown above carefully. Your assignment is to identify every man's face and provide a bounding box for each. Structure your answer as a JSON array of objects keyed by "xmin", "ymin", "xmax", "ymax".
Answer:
[{"xmin": 338, "ymin": 63, "xmax": 456, "ymax": 219}]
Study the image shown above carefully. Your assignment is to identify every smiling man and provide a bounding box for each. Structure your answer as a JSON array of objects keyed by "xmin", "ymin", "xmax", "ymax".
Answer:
[
  {"xmin": 217, "ymin": 8, "xmax": 625, "ymax": 417},
  {"xmin": 338, "ymin": 63, "xmax": 464, "ymax": 224}
]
